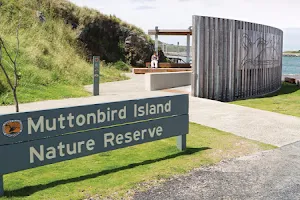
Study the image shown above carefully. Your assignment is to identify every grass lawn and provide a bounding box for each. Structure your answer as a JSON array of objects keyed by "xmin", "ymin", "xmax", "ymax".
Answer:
[
  {"xmin": 1, "ymin": 123, "xmax": 275, "ymax": 200},
  {"xmin": 0, "ymin": 67, "xmax": 128, "ymax": 105},
  {"xmin": 0, "ymin": 84, "xmax": 90, "ymax": 105},
  {"xmin": 231, "ymin": 82, "xmax": 300, "ymax": 117}
]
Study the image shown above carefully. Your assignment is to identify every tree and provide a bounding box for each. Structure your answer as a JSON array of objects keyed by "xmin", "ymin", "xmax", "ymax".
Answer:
[{"xmin": 0, "ymin": 20, "xmax": 21, "ymax": 112}]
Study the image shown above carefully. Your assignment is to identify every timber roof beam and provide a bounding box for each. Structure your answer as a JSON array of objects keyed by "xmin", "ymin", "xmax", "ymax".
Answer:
[{"xmin": 148, "ymin": 28, "xmax": 192, "ymax": 36}]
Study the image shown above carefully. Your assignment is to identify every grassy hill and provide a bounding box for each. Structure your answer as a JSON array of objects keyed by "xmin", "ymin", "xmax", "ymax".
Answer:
[
  {"xmin": 0, "ymin": 0, "xmax": 152, "ymax": 105},
  {"xmin": 284, "ymin": 50, "xmax": 300, "ymax": 53},
  {"xmin": 283, "ymin": 50, "xmax": 300, "ymax": 57}
]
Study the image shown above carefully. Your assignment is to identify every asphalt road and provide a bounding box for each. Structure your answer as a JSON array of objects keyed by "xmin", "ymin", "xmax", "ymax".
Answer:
[{"xmin": 134, "ymin": 141, "xmax": 300, "ymax": 200}]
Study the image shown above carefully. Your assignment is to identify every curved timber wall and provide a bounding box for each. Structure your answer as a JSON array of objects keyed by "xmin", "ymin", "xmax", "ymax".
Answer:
[{"xmin": 192, "ymin": 15, "xmax": 283, "ymax": 101}]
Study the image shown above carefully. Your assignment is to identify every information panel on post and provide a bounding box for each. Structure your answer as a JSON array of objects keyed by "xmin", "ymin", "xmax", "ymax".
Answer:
[{"xmin": 93, "ymin": 56, "xmax": 100, "ymax": 96}]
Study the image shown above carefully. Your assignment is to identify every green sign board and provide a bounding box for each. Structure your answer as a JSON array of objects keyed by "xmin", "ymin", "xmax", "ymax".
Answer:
[{"xmin": 0, "ymin": 94, "xmax": 189, "ymax": 196}]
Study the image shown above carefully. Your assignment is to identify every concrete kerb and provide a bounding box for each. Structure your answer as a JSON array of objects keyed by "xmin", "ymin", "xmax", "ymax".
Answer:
[{"xmin": 145, "ymin": 71, "xmax": 192, "ymax": 91}]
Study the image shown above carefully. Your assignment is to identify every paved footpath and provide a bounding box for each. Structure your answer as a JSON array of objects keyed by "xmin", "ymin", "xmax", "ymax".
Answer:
[{"xmin": 1, "ymin": 73, "xmax": 300, "ymax": 147}]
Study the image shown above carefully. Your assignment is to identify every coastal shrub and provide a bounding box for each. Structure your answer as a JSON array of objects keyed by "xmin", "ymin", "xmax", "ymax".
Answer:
[{"xmin": 114, "ymin": 61, "xmax": 130, "ymax": 71}]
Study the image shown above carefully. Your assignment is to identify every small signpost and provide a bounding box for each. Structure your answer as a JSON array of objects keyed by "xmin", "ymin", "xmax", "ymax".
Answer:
[
  {"xmin": 0, "ymin": 94, "xmax": 189, "ymax": 196},
  {"xmin": 93, "ymin": 56, "xmax": 100, "ymax": 96}
]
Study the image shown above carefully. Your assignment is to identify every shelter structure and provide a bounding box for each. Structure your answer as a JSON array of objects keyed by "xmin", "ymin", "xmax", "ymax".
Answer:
[
  {"xmin": 147, "ymin": 16, "xmax": 283, "ymax": 102},
  {"xmin": 148, "ymin": 26, "xmax": 192, "ymax": 63},
  {"xmin": 192, "ymin": 15, "xmax": 283, "ymax": 102}
]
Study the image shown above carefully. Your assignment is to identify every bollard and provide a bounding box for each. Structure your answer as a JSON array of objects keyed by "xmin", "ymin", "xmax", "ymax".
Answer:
[{"xmin": 93, "ymin": 56, "xmax": 100, "ymax": 96}]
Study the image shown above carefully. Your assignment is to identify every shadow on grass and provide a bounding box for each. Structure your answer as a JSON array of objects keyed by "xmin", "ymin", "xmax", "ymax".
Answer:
[
  {"xmin": 237, "ymin": 83, "xmax": 300, "ymax": 101},
  {"xmin": 263, "ymin": 82, "xmax": 299, "ymax": 98},
  {"xmin": 5, "ymin": 147, "xmax": 210, "ymax": 197}
]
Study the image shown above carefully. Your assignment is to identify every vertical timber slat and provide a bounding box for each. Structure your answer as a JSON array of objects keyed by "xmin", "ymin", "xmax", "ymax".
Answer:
[
  {"xmin": 223, "ymin": 19, "xmax": 227, "ymax": 101},
  {"xmin": 204, "ymin": 17, "xmax": 209, "ymax": 98},
  {"xmin": 199, "ymin": 17, "xmax": 204, "ymax": 98},
  {"xmin": 219, "ymin": 18, "xmax": 224, "ymax": 100},
  {"xmin": 192, "ymin": 16, "xmax": 198, "ymax": 97},
  {"xmin": 214, "ymin": 18, "xmax": 219, "ymax": 100}
]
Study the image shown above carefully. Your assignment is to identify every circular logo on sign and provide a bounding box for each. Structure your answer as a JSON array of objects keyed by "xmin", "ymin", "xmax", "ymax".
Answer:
[
  {"xmin": 2, "ymin": 120, "xmax": 23, "ymax": 137},
  {"xmin": 95, "ymin": 57, "xmax": 99, "ymax": 62}
]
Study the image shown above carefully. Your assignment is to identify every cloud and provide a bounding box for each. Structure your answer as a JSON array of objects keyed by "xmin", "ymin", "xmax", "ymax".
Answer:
[
  {"xmin": 135, "ymin": 5, "xmax": 156, "ymax": 10},
  {"xmin": 132, "ymin": 0, "xmax": 156, "ymax": 10},
  {"xmin": 132, "ymin": 0, "xmax": 155, "ymax": 2}
]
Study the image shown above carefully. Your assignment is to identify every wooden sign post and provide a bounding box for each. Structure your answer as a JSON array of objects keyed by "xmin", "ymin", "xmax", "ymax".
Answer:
[
  {"xmin": 0, "ymin": 94, "xmax": 189, "ymax": 196},
  {"xmin": 93, "ymin": 56, "xmax": 100, "ymax": 96}
]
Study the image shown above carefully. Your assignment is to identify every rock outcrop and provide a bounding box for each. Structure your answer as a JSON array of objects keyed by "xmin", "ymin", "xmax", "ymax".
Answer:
[
  {"xmin": 78, "ymin": 19, "xmax": 153, "ymax": 66},
  {"xmin": 78, "ymin": 19, "xmax": 125, "ymax": 63},
  {"xmin": 50, "ymin": 0, "xmax": 154, "ymax": 66},
  {"xmin": 125, "ymin": 33, "xmax": 154, "ymax": 66}
]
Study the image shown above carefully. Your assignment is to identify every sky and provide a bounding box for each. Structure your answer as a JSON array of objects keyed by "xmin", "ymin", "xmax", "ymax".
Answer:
[{"xmin": 69, "ymin": 0, "xmax": 300, "ymax": 50}]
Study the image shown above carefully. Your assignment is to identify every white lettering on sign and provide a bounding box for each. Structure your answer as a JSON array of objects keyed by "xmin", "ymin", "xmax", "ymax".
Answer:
[
  {"xmin": 28, "ymin": 116, "xmax": 45, "ymax": 134},
  {"xmin": 27, "ymin": 107, "xmax": 127, "ymax": 134},
  {"xmin": 134, "ymin": 101, "xmax": 171, "ymax": 117},
  {"xmin": 103, "ymin": 126, "xmax": 163, "ymax": 148},
  {"xmin": 58, "ymin": 114, "xmax": 66, "ymax": 129},
  {"xmin": 29, "ymin": 139, "xmax": 96, "ymax": 163},
  {"xmin": 26, "ymin": 100, "xmax": 173, "ymax": 135}
]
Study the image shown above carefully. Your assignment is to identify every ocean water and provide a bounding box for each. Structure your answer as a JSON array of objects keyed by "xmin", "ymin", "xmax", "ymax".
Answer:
[
  {"xmin": 282, "ymin": 57, "xmax": 300, "ymax": 75},
  {"xmin": 175, "ymin": 56, "xmax": 300, "ymax": 75}
]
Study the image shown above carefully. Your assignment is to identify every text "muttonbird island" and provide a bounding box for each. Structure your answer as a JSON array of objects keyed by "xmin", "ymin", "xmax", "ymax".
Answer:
[{"xmin": 28, "ymin": 101, "xmax": 171, "ymax": 134}]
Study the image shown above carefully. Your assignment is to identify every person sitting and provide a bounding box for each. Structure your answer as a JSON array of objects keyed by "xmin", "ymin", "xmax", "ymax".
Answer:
[{"xmin": 151, "ymin": 51, "xmax": 159, "ymax": 68}]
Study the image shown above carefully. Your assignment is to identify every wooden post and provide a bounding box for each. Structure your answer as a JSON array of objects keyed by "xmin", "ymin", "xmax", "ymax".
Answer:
[
  {"xmin": 177, "ymin": 42, "xmax": 179, "ymax": 57},
  {"xmin": 187, "ymin": 34, "xmax": 191, "ymax": 63},
  {"xmin": 0, "ymin": 175, "xmax": 4, "ymax": 196},
  {"xmin": 93, "ymin": 56, "xmax": 100, "ymax": 96},
  {"xmin": 165, "ymin": 44, "xmax": 168, "ymax": 54},
  {"xmin": 177, "ymin": 135, "xmax": 186, "ymax": 151},
  {"xmin": 155, "ymin": 26, "xmax": 159, "ymax": 53}
]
